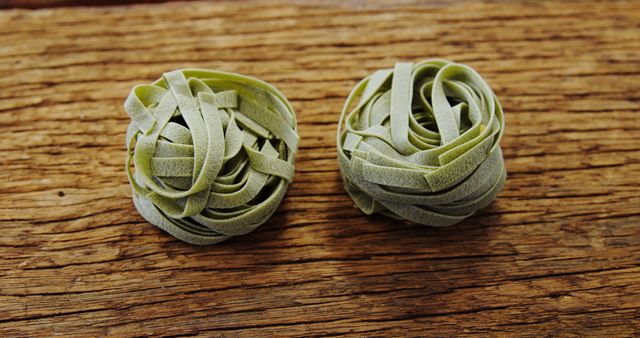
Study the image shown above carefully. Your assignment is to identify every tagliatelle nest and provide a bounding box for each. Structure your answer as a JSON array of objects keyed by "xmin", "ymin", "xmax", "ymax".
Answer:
[
  {"xmin": 337, "ymin": 60, "xmax": 506, "ymax": 226},
  {"xmin": 125, "ymin": 69, "xmax": 298, "ymax": 245}
]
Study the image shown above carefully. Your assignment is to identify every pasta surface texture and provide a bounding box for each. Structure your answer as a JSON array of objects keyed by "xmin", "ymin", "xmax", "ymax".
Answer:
[
  {"xmin": 337, "ymin": 60, "xmax": 505, "ymax": 226},
  {"xmin": 125, "ymin": 69, "xmax": 298, "ymax": 244}
]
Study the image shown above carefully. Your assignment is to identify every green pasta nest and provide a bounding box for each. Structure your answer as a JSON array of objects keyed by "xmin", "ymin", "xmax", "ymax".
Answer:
[
  {"xmin": 337, "ymin": 60, "xmax": 506, "ymax": 226},
  {"xmin": 125, "ymin": 69, "xmax": 298, "ymax": 245}
]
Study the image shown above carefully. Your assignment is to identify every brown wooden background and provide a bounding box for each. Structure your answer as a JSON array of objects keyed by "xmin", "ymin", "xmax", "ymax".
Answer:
[{"xmin": 1, "ymin": 0, "xmax": 639, "ymax": 336}]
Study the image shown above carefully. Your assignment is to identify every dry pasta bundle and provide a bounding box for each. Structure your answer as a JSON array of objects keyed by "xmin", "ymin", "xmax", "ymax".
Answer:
[
  {"xmin": 125, "ymin": 69, "xmax": 298, "ymax": 244},
  {"xmin": 337, "ymin": 60, "xmax": 506, "ymax": 226}
]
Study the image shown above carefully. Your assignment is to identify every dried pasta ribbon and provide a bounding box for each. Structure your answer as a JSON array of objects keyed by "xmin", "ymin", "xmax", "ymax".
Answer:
[
  {"xmin": 125, "ymin": 69, "xmax": 298, "ymax": 244},
  {"xmin": 337, "ymin": 60, "xmax": 506, "ymax": 226}
]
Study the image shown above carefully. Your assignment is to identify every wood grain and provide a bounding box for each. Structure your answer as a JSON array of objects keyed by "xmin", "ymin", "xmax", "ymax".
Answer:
[
  {"xmin": 0, "ymin": 0, "xmax": 181, "ymax": 9},
  {"xmin": 1, "ymin": 0, "xmax": 639, "ymax": 336}
]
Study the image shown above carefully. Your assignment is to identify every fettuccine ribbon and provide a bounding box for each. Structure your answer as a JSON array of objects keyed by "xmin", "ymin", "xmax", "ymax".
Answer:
[
  {"xmin": 125, "ymin": 69, "xmax": 298, "ymax": 244},
  {"xmin": 337, "ymin": 60, "xmax": 506, "ymax": 226}
]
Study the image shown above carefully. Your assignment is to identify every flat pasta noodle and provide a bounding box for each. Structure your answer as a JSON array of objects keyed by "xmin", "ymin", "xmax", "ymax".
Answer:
[
  {"xmin": 337, "ymin": 60, "xmax": 506, "ymax": 226},
  {"xmin": 125, "ymin": 69, "xmax": 298, "ymax": 245}
]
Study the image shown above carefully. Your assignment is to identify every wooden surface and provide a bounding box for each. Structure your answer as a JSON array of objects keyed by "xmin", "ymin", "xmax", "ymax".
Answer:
[
  {"xmin": 1, "ymin": 0, "xmax": 639, "ymax": 336},
  {"xmin": 0, "ymin": 0, "xmax": 179, "ymax": 9}
]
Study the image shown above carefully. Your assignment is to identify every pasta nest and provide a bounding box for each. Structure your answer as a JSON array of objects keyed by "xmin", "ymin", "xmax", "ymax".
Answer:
[
  {"xmin": 125, "ymin": 70, "xmax": 298, "ymax": 244},
  {"xmin": 337, "ymin": 60, "xmax": 506, "ymax": 226}
]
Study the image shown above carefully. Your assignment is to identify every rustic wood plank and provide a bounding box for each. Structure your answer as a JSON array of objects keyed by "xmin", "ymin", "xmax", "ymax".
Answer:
[
  {"xmin": 0, "ymin": 0, "xmax": 639, "ymax": 336},
  {"xmin": 0, "ymin": 0, "xmax": 179, "ymax": 9}
]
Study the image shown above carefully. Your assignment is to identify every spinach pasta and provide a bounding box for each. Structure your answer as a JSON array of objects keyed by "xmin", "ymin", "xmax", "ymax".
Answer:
[
  {"xmin": 125, "ymin": 69, "xmax": 298, "ymax": 244},
  {"xmin": 337, "ymin": 60, "xmax": 505, "ymax": 226}
]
